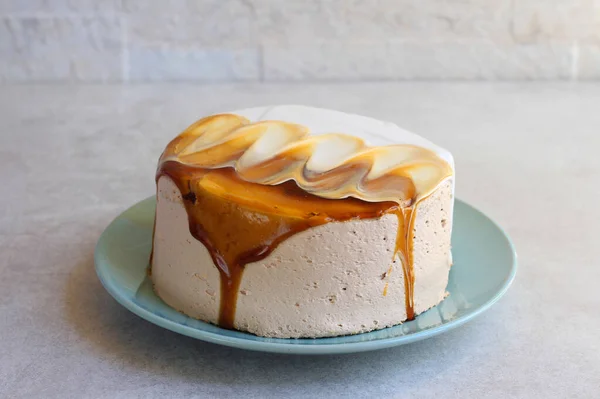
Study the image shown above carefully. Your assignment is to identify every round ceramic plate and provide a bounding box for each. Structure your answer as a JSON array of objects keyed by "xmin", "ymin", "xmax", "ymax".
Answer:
[{"xmin": 95, "ymin": 197, "xmax": 516, "ymax": 355}]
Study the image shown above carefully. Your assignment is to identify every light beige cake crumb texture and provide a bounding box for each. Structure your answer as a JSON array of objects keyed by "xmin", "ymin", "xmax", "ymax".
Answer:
[{"xmin": 151, "ymin": 177, "xmax": 453, "ymax": 338}]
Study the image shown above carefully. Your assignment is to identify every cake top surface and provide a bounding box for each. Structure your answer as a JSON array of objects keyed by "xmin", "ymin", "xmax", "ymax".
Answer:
[
  {"xmin": 159, "ymin": 105, "xmax": 453, "ymax": 205},
  {"xmin": 234, "ymin": 105, "xmax": 454, "ymax": 167}
]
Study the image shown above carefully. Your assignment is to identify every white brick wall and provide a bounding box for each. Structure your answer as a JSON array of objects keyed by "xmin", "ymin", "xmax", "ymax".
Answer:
[{"xmin": 0, "ymin": 0, "xmax": 598, "ymax": 82}]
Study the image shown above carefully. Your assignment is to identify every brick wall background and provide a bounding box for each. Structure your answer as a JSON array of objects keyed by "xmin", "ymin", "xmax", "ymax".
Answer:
[{"xmin": 1, "ymin": 0, "xmax": 599, "ymax": 82}]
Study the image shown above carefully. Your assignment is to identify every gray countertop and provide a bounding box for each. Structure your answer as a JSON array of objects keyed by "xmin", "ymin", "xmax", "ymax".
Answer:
[{"xmin": 1, "ymin": 83, "xmax": 599, "ymax": 398}]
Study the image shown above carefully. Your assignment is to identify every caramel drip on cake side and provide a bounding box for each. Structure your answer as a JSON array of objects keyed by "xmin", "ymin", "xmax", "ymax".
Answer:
[
  {"xmin": 157, "ymin": 162, "xmax": 397, "ymax": 328},
  {"xmin": 394, "ymin": 207, "xmax": 417, "ymax": 320},
  {"xmin": 153, "ymin": 114, "xmax": 453, "ymax": 328}
]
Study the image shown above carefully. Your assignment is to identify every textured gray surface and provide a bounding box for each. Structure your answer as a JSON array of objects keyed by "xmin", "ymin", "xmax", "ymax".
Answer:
[
  {"xmin": 1, "ymin": 83, "xmax": 599, "ymax": 398},
  {"xmin": 1, "ymin": 1, "xmax": 600, "ymax": 82}
]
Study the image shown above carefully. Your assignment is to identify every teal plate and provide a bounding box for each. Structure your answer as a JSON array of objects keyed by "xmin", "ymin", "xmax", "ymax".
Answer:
[{"xmin": 95, "ymin": 197, "xmax": 516, "ymax": 355}]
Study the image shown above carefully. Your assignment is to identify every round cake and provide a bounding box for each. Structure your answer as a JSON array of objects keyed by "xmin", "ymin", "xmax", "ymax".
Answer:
[{"xmin": 150, "ymin": 105, "xmax": 455, "ymax": 338}]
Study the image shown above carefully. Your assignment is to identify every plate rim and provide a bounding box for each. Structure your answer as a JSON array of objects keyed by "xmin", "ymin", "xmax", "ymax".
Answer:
[{"xmin": 94, "ymin": 197, "xmax": 517, "ymax": 355}]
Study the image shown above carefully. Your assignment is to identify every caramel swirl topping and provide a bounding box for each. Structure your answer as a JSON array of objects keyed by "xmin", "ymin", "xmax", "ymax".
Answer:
[{"xmin": 160, "ymin": 114, "xmax": 452, "ymax": 205}]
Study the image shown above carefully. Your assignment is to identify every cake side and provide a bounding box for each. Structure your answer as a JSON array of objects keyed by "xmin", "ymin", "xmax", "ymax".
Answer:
[
  {"xmin": 151, "ymin": 176, "xmax": 221, "ymax": 325},
  {"xmin": 152, "ymin": 176, "xmax": 453, "ymax": 338},
  {"xmin": 412, "ymin": 179, "xmax": 453, "ymax": 316}
]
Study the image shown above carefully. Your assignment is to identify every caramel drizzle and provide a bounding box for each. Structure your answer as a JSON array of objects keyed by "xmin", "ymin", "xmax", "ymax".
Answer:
[
  {"xmin": 157, "ymin": 162, "xmax": 397, "ymax": 328},
  {"xmin": 395, "ymin": 207, "xmax": 417, "ymax": 320},
  {"xmin": 153, "ymin": 113, "xmax": 452, "ymax": 328}
]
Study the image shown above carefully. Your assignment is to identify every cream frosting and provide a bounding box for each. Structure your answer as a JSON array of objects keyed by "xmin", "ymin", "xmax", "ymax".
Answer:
[{"xmin": 160, "ymin": 105, "xmax": 454, "ymax": 204}]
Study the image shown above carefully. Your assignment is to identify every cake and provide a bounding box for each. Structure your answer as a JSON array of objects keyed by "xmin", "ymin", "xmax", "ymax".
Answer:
[{"xmin": 150, "ymin": 105, "xmax": 454, "ymax": 338}]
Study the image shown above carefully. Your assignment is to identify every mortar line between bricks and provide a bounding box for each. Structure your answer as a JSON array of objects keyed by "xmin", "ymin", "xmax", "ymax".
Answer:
[
  {"xmin": 570, "ymin": 40, "xmax": 580, "ymax": 81},
  {"xmin": 121, "ymin": 15, "xmax": 129, "ymax": 83},
  {"xmin": 258, "ymin": 44, "xmax": 265, "ymax": 82}
]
